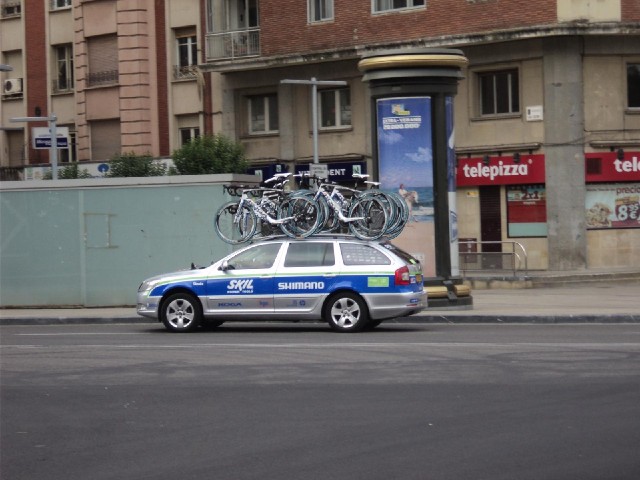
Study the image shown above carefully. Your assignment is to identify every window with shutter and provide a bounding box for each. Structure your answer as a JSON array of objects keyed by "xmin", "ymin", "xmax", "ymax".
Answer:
[
  {"xmin": 87, "ymin": 35, "xmax": 118, "ymax": 86},
  {"xmin": 90, "ymin": 120, "xmax": 121, "ymax": 161}
]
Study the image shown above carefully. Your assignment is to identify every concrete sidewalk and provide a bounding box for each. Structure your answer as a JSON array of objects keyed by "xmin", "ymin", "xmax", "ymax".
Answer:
[{"xmin": 1, "ymin": 280, "xmax": 638, "ymax": 325}]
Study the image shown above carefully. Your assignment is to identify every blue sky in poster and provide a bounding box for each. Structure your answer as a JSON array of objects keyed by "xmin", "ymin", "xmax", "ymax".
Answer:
[{"xmin": 377, "ymin": 97, "xmax": 433, "ymax": 190}]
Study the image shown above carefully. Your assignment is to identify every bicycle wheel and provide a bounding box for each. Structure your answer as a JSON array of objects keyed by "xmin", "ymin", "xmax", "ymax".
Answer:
[
  {"xmin": 214, "ymin": 201, "xmax": 256, "ymax": 244},
  {"xmin": 278, "ymin": 196, "xmax": 321, "ymax": 238},
  {"xmin": 348, "ymin": 196, "xmax": 388, "ymax": 240}
]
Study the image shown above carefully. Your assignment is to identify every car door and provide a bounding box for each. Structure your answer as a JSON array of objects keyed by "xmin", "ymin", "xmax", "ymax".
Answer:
[
  {"xmin": 205, "ymin": 242, "xmax": 283, "ymax": 315},
  {"xmin": 273, "ymin": 241, "xmax": 338, "ymax": 314}
]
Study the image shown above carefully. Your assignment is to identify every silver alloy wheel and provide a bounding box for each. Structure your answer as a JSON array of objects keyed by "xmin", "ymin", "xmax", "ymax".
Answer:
[
  {"xmin": 165, "ymin": 298, "xmax": 196, "ymax": 330},
  {"xmin": 330, "ymin": 297, "xmax": 361, "ymax": 329},
  {"xmin": 326, "ymin": 292, "xmax": 369, "ymax": 332}
]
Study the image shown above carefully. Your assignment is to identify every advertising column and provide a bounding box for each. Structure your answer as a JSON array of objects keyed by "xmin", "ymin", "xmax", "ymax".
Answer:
[
  {"xmin": 359, "ymin": 48, "xmax": 469, "ymax": 307},
  {"xmin": 377, "ymin": 97, "xmax": 436, "ymax": 276}
]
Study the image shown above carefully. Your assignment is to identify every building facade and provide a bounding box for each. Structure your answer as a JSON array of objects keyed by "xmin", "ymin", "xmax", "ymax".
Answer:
[
  {"xmin": 1, "ymin": 0, "xmax": 639, "ymax": 272},
  {"xmin": 0, "ymin": 0, "xmax": 215, "ymax": 175}
]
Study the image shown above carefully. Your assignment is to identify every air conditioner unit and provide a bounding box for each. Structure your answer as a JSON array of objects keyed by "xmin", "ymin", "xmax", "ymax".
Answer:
[{"xmin": 3, "ymin": 78, "xmax": 23, "ymax": 94}]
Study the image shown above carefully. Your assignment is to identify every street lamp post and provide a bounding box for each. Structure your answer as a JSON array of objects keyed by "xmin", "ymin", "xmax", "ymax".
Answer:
[
  {"xmin": 10, "ymin": 115, "xmax": 59, "ymax": 180},
  {"xmin": 281, "ymin": 77, "xmax": 347, "ymax": 164}
]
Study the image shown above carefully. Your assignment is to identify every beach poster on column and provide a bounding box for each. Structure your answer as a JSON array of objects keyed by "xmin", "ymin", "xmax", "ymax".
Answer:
[{"xmin": 376, "ymin": 96, "xmax": 436, "ymax": 277}]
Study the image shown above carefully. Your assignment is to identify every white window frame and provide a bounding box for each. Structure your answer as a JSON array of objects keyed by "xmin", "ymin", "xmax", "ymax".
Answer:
[
  {"xmin": 319, "ymin": 88, "xmax": 351, "ymax": 129},
  {"xmin": 372, "ymin": 0, "xmax": 425, "ymax": 14},
  {"xmin": 51, "ymin": 0, "xmax": 72, "ymax": 10},
  {"xmin": 308, "ymin": 0, "xmax": 334, "ymax": 23},
  {"xmin": 248, "ymin": 94, "xmax": 279, "ymax": 134},
  {"xmin": 55, "ymin": 44, "xmax": 74, "ymax": 92},
  {"xmin": 177, "ymin": 35, "xmax": 198, "ymax": 68},
  {"xmin": 179, "ymin": 127, "xmax": 200, "ymax": 145},
  {"xmin": 59, "ymin": 131, "xmax": 77, "ymax": 163}
]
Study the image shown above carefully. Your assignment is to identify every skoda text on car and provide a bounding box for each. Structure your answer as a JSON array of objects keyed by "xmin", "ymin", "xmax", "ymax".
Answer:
[{"xmin": 137, "ymin": 236, "xmax": 427, "ymax": 333}]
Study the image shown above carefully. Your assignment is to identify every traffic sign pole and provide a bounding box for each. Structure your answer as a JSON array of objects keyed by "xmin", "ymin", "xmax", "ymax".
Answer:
[{"xmin": 10, "ymin": 114, "xmax": 59, "ymax": 179}]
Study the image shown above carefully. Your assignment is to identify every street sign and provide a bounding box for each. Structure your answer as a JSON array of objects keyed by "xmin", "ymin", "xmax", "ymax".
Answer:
[
  {"xmin": 32, "ymin": 127, "xmax": 69, "ymax": 149},
  {"xmin": 309, "ymin": 163, "xmax": 328, "ymax": 179}
]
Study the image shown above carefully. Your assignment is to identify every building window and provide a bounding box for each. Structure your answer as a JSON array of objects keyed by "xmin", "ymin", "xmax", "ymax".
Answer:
[
  {"xmin": 51, "ymin": 0, "xmax": 72, "ymax": 10},
  {"xmin": 90, "ymin": 119, "xmax": 121, "ymax": 161},
  {"xmin": 87, "ymin": 35, "xmax": 118, "ymax": 87},
  {"xmin": 309, "ymin": 0, "xmax": 333, "ymax": 22},
  {"xmin": 506, "ymin": 185, "xmax": 547, "ymax": 237},
  {"xmin": 54, "ymin": 45, "xmax": 74, "ymax": 93},
  {"xmin": 1, "ymin": 1, "xmax": 21, "ymax": 18},
  {"xmin": 373, "ymin": 0, "xmax": 425, "ymax": 13},
  {"xmin": 319, "ymin": 88, "xmax": 351, "ymax": 129},
  {"xmin": 248, "ymin": 94, "xmax": 278, "ymax": 134},
  {"xmin": 176, "ymin": 34, "xmax": 198, "ymax": 79},
  {"xmin": 478, "ymin": 69, "xmax": 520, "ymax": 116},
  {"xmin": 628, "ymin": 63, "xmax": 640, "ymax": 109},
  {"xmin": 179, "ymin": 127, "xmax": 200, "ymax": 145},
  {"xmin": 59, "ymin": 131, "xmax": 77, "ymax": 163}
]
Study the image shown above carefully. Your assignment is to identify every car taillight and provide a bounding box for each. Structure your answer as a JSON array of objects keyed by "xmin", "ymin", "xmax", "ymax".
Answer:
[{"xmin": 394, "ymin": 266, "xmax": 411, "ymax": 286}]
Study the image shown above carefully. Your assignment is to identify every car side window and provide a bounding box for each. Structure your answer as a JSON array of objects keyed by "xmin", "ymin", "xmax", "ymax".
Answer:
[
  {"xmin": 340, "ymin": 243, "xmax": 391, "ymax": 266},
  {"xmin": 284, "ymin": 242, "xmax": 335, "ymax": 267},
  {"xmin": 227, "ymin": 243, "xmax": 281, "ymax": 270}
]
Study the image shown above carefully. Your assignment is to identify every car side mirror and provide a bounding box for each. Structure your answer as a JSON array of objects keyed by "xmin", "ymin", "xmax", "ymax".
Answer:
[{"xmin": 219, "ymin": 260, "xmax": 234, "ymax": 271}]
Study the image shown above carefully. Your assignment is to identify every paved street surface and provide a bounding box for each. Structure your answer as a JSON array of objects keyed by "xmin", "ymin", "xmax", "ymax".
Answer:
[{"xmin": 2, "ymin": 323, "xmax": 640, "ymax": 480}]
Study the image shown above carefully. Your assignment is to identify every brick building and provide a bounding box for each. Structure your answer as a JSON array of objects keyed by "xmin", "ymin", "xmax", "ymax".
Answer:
[{"xmin": 1, "ymin": 0, "xmax": 639, "ymax": 272}]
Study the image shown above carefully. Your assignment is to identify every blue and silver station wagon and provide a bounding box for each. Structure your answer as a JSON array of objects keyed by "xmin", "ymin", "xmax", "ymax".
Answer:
[{"xmin": 137, "ymin": 236, "xmax": 426, "ymax": 332}]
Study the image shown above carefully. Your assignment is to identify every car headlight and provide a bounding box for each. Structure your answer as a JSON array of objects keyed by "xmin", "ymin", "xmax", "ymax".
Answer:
[{"xmin": 138, "ymin": 280, "xmax": 156, "ymax": 293}]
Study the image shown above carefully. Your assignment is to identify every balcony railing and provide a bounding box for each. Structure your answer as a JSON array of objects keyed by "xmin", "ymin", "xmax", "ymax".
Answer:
[
  {"xmin": 173, "ymin": 65, "xmax": 199, "ymax": 80},
  {"xmin": 87, "ymin": 70, "xmax": 119, "ymax": 87},
  {"xmin": 0, "ymin": 166, "xmax": 23, "ymax": 181},
  {"xmin": 205, "ymin": 28, "xmax": 260, "ymax": 61}
]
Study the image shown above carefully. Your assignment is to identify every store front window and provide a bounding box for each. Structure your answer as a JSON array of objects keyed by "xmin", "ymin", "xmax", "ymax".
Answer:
[{"xmin": 506, "ymin": 184, "xmax": 547, "ymax": 237}]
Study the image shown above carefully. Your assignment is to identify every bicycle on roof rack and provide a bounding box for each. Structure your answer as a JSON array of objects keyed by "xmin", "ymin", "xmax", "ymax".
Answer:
[
  {"xmin": 214, "ymin": 173, "xmax": 322, "ymax": 244},
  {"xmin": 351, "ymin": 173, "xmax": 409, "ymax": 240},
  {"xmin": 292, "ymin": 172, "xmax": 400, "ymax": 241}
]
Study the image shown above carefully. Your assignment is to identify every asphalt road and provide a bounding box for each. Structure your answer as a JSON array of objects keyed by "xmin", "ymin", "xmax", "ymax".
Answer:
[{"xmin": 2, "ymin": 322, "xmax": 640, "ymax": 480}]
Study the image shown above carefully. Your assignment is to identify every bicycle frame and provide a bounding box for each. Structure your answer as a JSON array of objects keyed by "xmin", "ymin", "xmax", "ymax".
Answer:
[{"xmin": 314, "ymin": 184, "xmax": 363, "ymax": 222}]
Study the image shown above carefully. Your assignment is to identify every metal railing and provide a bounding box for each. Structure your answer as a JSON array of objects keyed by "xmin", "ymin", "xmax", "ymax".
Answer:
[
  {"xmin": 172, "ymin": 65, "xmax": 199, "ymax": 80},
  {"xmin": 459, "ymin": 240, "xmax": 528, "ymax": 277},
  {"xmin": 87, "ymin": 70, "xmax": 119, "ymax": 87},
  {"xmin": 0, "ymin": 166, "xmax": 23, "ymax": 181},
  {"xmin": 205, "ymin": 28, "xmax": 260, "ymax": 61}
]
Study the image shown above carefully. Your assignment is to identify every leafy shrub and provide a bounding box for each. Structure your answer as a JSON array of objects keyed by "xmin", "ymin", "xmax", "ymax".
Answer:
[
  {"xmin": 43, "ymin": 163, "xmax": 93, "ymax": 180},
  {"xmin": 172, "ymin": 134, "xmax": 247, "ymax": 175},
  {"xmin": 59, "ymin": 163, "xmax": 93, "ymax": 179},
  {"xmin": 107, "ymin": 152, "xmax": 167, "ymax": 177}
]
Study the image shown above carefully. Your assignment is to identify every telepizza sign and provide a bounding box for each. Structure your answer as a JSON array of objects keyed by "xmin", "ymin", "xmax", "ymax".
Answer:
[
  {"xmin": 585, "ymin": 152, "xmax": 640, "ymax": 182},
  {"xmin": 456, "ymin": 154, "xmax": 545, "ymax": 187}
]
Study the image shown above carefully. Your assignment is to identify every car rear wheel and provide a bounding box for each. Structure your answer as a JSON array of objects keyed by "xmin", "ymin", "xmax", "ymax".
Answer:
[
  {"xmin": 161, "ymin": 293, "xmax": 202, "ymax": 332},
  {"xmin": 324, "ymin": 292, "xmax": 369, "ymax": 332}
]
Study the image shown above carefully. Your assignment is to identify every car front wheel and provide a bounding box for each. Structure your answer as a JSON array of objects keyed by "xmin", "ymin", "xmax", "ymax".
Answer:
[
  {"xmin": 324, "ymin": 292, "xmax": 369, "ymax": 332},
  {"xmin": 161, "ymin": 293, "xmax": 202, "ymax": 332}
]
